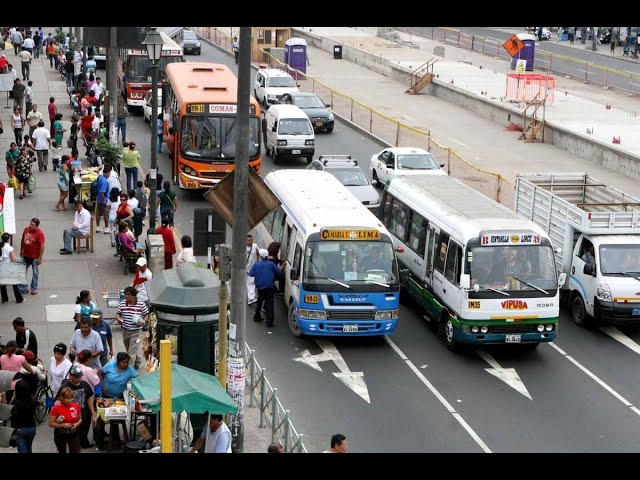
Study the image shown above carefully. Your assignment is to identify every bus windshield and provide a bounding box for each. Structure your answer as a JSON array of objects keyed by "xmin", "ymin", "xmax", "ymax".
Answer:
[
  {"xmin": 128, "ymin": 56, "xmax": 183, "ymax": 82},
  {"xmin": 468, "ymin": 245, "xmax": 557, "ymax": 292},
  {"xmin": 181, "ymin": 116, "xmax": 260, "ymax": 160},
  {"xmin": 303, "ymin": 241, "xmax": 398, "ymax": 287}
]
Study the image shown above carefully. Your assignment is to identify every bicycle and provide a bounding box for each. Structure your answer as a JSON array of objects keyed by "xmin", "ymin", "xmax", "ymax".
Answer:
[{"xmin": 34, "ymin": 376, "xmax": 54, "ymax": 424}]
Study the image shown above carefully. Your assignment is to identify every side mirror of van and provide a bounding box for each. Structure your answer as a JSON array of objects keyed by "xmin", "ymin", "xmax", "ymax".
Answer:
[
  {"xmin": 460, "ymin": 274, "xmax": 471, "ymax": 290},
  {"xmin": 558, "ymin": 272, "xmax": 567, "ymax": 288},
  {"xmin": 296, "ymin": 83, "xmax": 300, "ymax": 88},
  {"xmin": 325, "ymin": 103, "xmax": 331, "ymax": 108},
  {"xmin": 386, "ymin": 161, "xmax": 394, "ymax": 169},
  {"xmin": 583, "ymin": 263, "xmax": 596, "ymax": 276},
  {"xmin": 439, "ymin": 164, "xmax": 445, "ymax": 168},
  {"xmin": 290, "ymin": 268, "xmax": 299, "ymax": 281}
]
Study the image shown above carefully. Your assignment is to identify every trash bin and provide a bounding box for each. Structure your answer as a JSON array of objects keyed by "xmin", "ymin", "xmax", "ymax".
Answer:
[{"xmin": 333, "ymin": 45, "xmax": 342, "ymax": 59}]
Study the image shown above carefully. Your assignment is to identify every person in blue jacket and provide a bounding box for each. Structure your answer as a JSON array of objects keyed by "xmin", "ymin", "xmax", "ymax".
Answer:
[{"xmin": 249, "ymin": 248, "xmax": 285, "ymax": 327}]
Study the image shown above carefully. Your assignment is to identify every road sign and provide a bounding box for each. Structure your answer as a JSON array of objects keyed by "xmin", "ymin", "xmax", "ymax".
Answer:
[
  {"xmin": 503, "ymin": 34, "xmax": 525, "ymax": 57},
  {"xmin": 515, "ymin": 59, "xmax": 527, "ymax": 73}
]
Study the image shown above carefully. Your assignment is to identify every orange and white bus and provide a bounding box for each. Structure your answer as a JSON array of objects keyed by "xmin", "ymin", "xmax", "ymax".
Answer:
[
  {"xmin": 119, "ymin": 31, "xmax": 184, "ymax": 110},
  {"xmin": 164, "ymin": 62, "xmax": 262, "ymax": 189}
]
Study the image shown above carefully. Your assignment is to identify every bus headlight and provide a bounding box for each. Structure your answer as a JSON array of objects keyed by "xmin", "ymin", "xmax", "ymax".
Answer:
[
  {"xmin": 471, "ymin": 326, "xmax": 479, "ymax": 333},
  {"xmin": 182, "ymin": 165, "xmax": 195, "ymax": 175},
  {"xmin": 480, "ymin": 326, "xmax": 489, "ymax": 334},
  {"xmin": 545, "ymin": 324, "xmax": 554, "ymax": 332},
  {"xmin": 375, "ymin": 310, "xmax": 399, "ymax": 320},
  {"xmin": 277, "ymin": 140, "xmax": 287, "ymax": 146},
  {"xmin": 537, "ymin": 324, "xmax": 545, "ymax": 332},
  {"xmin": 298, "ymin": 309, "xmax": 326, "ymax": 320},
  {"xmin": 596, "ymin": 283, "xmax": 612, "ymax": 302}
]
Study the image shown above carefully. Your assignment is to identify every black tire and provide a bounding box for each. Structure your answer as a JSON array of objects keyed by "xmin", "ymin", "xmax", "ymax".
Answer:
[
  {"xmin": 34, "ymin": 385, "xmax": 51, "ymax": 424},
  {"xmin": 439, "ymin": 313, "xmax": 458, "ymax": 351},
  {"xmin": 326, "ymin": 127, "xmax": 333, "ymax": 133},
  {"xmin": 306, "ymin": 156, "xmax": 312, "ymax": 164},
  {"xmin": 571, "ymin": 294, "xmax": 590, "ymax": 327},
  {"xmin": 522, "ymin": 342, "xmax": 540, "ymax": 351},
  {"xmin": 273, "ymin": 150, "xmax": 279, "ymax": 165},
  {"xmin": 424, "ymin": 311, "xmax": 439, "ymax": 333},
  {"xmin": 288, "ymin": 302, "xmax": 303, "ymax": 337}
]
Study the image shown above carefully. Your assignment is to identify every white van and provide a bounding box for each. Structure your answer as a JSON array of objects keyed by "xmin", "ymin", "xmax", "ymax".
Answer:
[
  {"xmin": 254, "ymin": 68, "xmax": 300, "ymax": 107},
  {"xmin": 263, "ymin": 104, "xmax": 315, "ymax": 164}
]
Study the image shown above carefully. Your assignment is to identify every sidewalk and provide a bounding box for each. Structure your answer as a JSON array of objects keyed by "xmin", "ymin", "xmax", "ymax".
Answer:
[{"xmin": 0, "ymin": 39, "xmax": 268, "ymax": 454}]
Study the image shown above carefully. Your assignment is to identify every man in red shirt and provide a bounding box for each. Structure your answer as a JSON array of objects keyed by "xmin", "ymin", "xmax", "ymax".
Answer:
[
  {"xmin": 0, "ymin": 54, "xmax": 8, "ymax": 73},
  {"xmin": 48, "ymin": 96, "xmax": 57, "ymax": 138},
  {"xmin": 166, "ymin": 127, "xmax": 175, "ymax": 160},
  {"xmin": 20, "ymin": 217, "xmax": 45, "ymax": 295}
]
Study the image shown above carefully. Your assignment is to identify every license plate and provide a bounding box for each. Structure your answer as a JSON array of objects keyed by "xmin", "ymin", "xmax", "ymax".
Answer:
[
  {"xmin": 292, "ymin": 149, "xmax": 301, "ymax": 155},
  {"xmin": 315, "ymin": 122, "xmax": 323, "ymax": 127},
  {"xmin": 343, "ymin": 325, "xmax": 358, "ymax": 333},
  {"xmin": 633, "ymin": 308, "xmax": 640, "ymax": 316},
  {"xmin": 505, "ymin": 334, "xmax": 521, "ymax": 343}
]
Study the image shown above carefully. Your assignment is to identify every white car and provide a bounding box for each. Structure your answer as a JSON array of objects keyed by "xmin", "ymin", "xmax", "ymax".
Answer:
[
  {"xmin": 369, "ymin": 147, "xmax": 446, "ymax": 187},
  {"xmin": 143, "ymin": 89, "xmax": 162, "ymax": 123},
  {"xmin": 254, "ymin": 68, "xmax": 299, "ymax": 107}
]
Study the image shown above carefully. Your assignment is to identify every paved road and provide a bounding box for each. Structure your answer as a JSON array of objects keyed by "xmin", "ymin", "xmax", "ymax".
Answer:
[
  {"xmin": 401, "ymin": 27, "xmax": 640, "ymax": 93},
  {"xmin": 166, "ymin": 37, "xmax": 640, "ymax": 453}
]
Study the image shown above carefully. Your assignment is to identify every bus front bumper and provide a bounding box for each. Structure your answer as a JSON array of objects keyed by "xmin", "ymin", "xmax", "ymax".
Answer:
[{"xmin": 297, "ymin": 318, "xmax": 398, "ymax": 336}]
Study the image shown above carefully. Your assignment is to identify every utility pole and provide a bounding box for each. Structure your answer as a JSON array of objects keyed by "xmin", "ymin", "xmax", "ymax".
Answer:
[
  {"xmin": 217, "ymin": 244, "xmax": 231, "ymax": 390},
  {"xmin": 228, "ymin": 26, "xmax": 251, "ymax": 454},
  {"xmin": 592, "ymin": 26, "xmax": 598, "ymax": 52},
  {"xmin": 107, "ymin": 27, "xmax": 118, "ymax": 144}
]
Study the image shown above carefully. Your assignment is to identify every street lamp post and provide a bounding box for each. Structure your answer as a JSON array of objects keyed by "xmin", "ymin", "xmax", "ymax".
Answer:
[{"xmin": 143, "ymin": 27, "xmax": 163, "ymax": 234}]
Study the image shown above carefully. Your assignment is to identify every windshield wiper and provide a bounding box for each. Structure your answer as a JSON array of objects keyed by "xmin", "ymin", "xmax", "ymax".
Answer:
[
  {"xmin": 365, "ymin": 279, "xmax": 390, "ymax": 288},
  {"xmin": 511, "ymin": 276, "xmax": 550, "ymax": 295},
  {"xmin": 313, "ymin": 276, "xmax": 352, "ymax": 289},
  {"xmin": 477, "ymin": 285, "xmax": 510, "ymax": 296}
]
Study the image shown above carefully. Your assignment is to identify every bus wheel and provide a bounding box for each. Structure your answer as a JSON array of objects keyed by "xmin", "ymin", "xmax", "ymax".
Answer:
[
  {"xmin": 571, "ymin": 294, "xmax": 590, "ymax": 328},
  {"xmin": 288, "ymin": 303, "xmax": 303, "ymax": 337},
  {"xmin": 440, "ymin": 313, "xmax": 458, "ymax": 351}
]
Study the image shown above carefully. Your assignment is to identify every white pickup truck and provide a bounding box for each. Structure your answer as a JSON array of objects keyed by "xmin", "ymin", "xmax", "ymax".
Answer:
[{"xmin": 515, "ymin": 172, "xmax": 640, "ymax": 327}]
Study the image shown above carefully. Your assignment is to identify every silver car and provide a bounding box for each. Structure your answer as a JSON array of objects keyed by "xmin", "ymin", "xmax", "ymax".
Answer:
[{"xmin": 307, "ymin": 155, "xmax": 380, "ymax": 214}]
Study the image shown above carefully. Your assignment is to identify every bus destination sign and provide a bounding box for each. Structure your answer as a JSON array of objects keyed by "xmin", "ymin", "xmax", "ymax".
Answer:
[
  {"xmin": 188, "ymin": 104, "xmax": 257, "ymax": 115},
  {"xmin": 480, "ymin": 232, "xmax": 541, "ymax": 246},
  {"xmin": 321, "ymin": 229, "xmax": 381, "ymax": 241}
]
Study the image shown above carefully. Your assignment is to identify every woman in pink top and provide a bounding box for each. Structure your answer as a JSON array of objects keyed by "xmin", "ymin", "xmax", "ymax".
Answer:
[
  {"xmin": 75, "ymin": 350, "xmax": 101, "ymax": 394},
  {"xmin": 0, "ymin": 341, "xmax": 34, "ymax": 402}
]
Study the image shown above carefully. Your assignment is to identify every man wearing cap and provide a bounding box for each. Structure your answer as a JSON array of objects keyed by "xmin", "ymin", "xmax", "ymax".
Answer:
[
  {"xmin": 116, "ymin": 286, "xmax": 149, "ymax": 370},
  {"xmin": 59, "ymin": 364, "xmax": 96, "ymax": 449},
  {"xmin": 90, "ymin": 308, "xmax": 113, "ymax": 366},
  {"xmin": 69, "ymin": 316, "xmax": 104, "ymax": 370},
  {"xmin": 132, "ymin": 257, "xmax": 153, "ymax": 305},
  {"xmin": 249, "ymin": 249, "xmax": 285, "ymax": 327}
]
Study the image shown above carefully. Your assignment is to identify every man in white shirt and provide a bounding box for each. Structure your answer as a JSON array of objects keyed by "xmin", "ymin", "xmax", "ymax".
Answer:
[
  {"xmin": 27, "ymin": 105, "xmax": 43, "ymax": 138},
  {"xmin": 22, "ymin": 36, "xmax": 34, "ymax": 55},
  {"xmin": 91, "ymin": 77, "xmax": 104, "ymax": 103},
  {"xmin": 132, "ymin": 257, "xmax": 153, "ymax": 304},
  {"xmin": 61, "ymin": 202, "xmax": 91, "ymax": 254},
  {"xmin": 18, "ymin": 47, "xmax": 31, "ymax": 81},
  {"xmin": 31, "ymin": 120, "xmax": 51, "ymax": 172}
]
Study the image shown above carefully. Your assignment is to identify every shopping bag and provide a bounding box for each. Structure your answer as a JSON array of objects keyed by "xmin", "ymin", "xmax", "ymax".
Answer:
[
  {"xmin": 7, "ymin": 176, "xmax": 19, "ymax": 190},
  {"xmin": 27, "ymin": 174, "xmax": 36, "ymax": 193}
]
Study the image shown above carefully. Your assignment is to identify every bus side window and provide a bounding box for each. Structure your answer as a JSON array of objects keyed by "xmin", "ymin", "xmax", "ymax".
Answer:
[
  {"xmin": 271, "ymin": 207, "xmax": 285, "ymax": 245},
  {"xmin": 287, "ymin": 226, "xmax": 298, "ymax": 263},
  {"xmin": 380, "ymin": 192, "xmax": 393, "ymax": 228},
  {"xmin": 293, "ymin": 243, "xmax": 303, "ymax": 279},
  {"xmin": 407, "ymin": 211, "xmax": 427, "ymax": 258},
  {"xmin": 262, "ymin": 210, "xmax": 275, "ymax": 233},
  {"xmin": 444, "ymin": 241, "xmax": 462, "ymax": 285},
  {"xmin": 390, "ymin": 198, "xmax": 409, "ymax": 242},
  {"xmin": 434, "ymin": 232, "xmax": 450, "ymax": 274}
]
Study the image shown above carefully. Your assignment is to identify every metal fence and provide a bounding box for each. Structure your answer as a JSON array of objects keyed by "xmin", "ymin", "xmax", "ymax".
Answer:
[
  {"xmin": 399, "ymin": 27, "xmax": 640, "ymax": 96},
  {"xmin": 244, "ymin": 343, "xmax": 307, "ymax": 453},
  {"xmin": 193, "ymin": 26, "xmax": 513, "ymax": 207}
]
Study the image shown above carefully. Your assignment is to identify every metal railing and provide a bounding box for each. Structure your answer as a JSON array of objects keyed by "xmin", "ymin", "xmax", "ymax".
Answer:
[
  {"xmin": 244, "ymin": 343, "xmax": 307, "ymax": 453},
  {"xmin": 193, "ymin": 27, "xmax": 512, "ymax": 206},
  {"xmin": 399, "ymin": 27, "xmax": 640, "ymax": 96}
]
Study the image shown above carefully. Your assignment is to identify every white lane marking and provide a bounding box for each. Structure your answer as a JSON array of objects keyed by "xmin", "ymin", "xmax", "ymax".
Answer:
[
  {"xmin": 599, "ymin": 326, "xmax": 640, "ymax": 355},
  {"xmin": 476, "ymin": 349, "xmax": 532, "ymax": 400},
  {"xmin": 448, "ymin": 137, "xmax": 472, "ymax": 150},
  {"xmin": 548, "ymin": 342, "xmax": 640, "ymax": 415},
  {"xmin": 293, "ymin": 339, "xmax": 371, "ymax": 403},
  {"xmin": 385, "ymin": 336, "xmax": 492, "ymax": 453}
]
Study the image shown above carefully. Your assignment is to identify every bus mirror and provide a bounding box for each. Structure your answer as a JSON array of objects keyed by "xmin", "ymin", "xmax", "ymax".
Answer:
[
  {"xmin": 399, "ymin": 268, "xmax": 410, "ymax": 286},
  {"xmin": 460, "ymin": 274, "xmax": 471, "ymax": 290},
  {"xmin": 271, "ymin": 125, "xmax": 277, "ymax": 132},
  {"xmin": 439, "ymin": 164, "xmax": 445, "ymax": 168},
  {"xmin": 395, "ymin": 246, "xmax": 404, "ymax": 253},
  {"xmin": 290, "ymin": 268, "xmax": 299, "ymax": 281},
  {"xmin": 583, "ymin": 263, "xmax": 596, "ymax": 276},
  {"xmin": 558, "ymin": 272, "xmax": 567, "ymax": 288}
]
